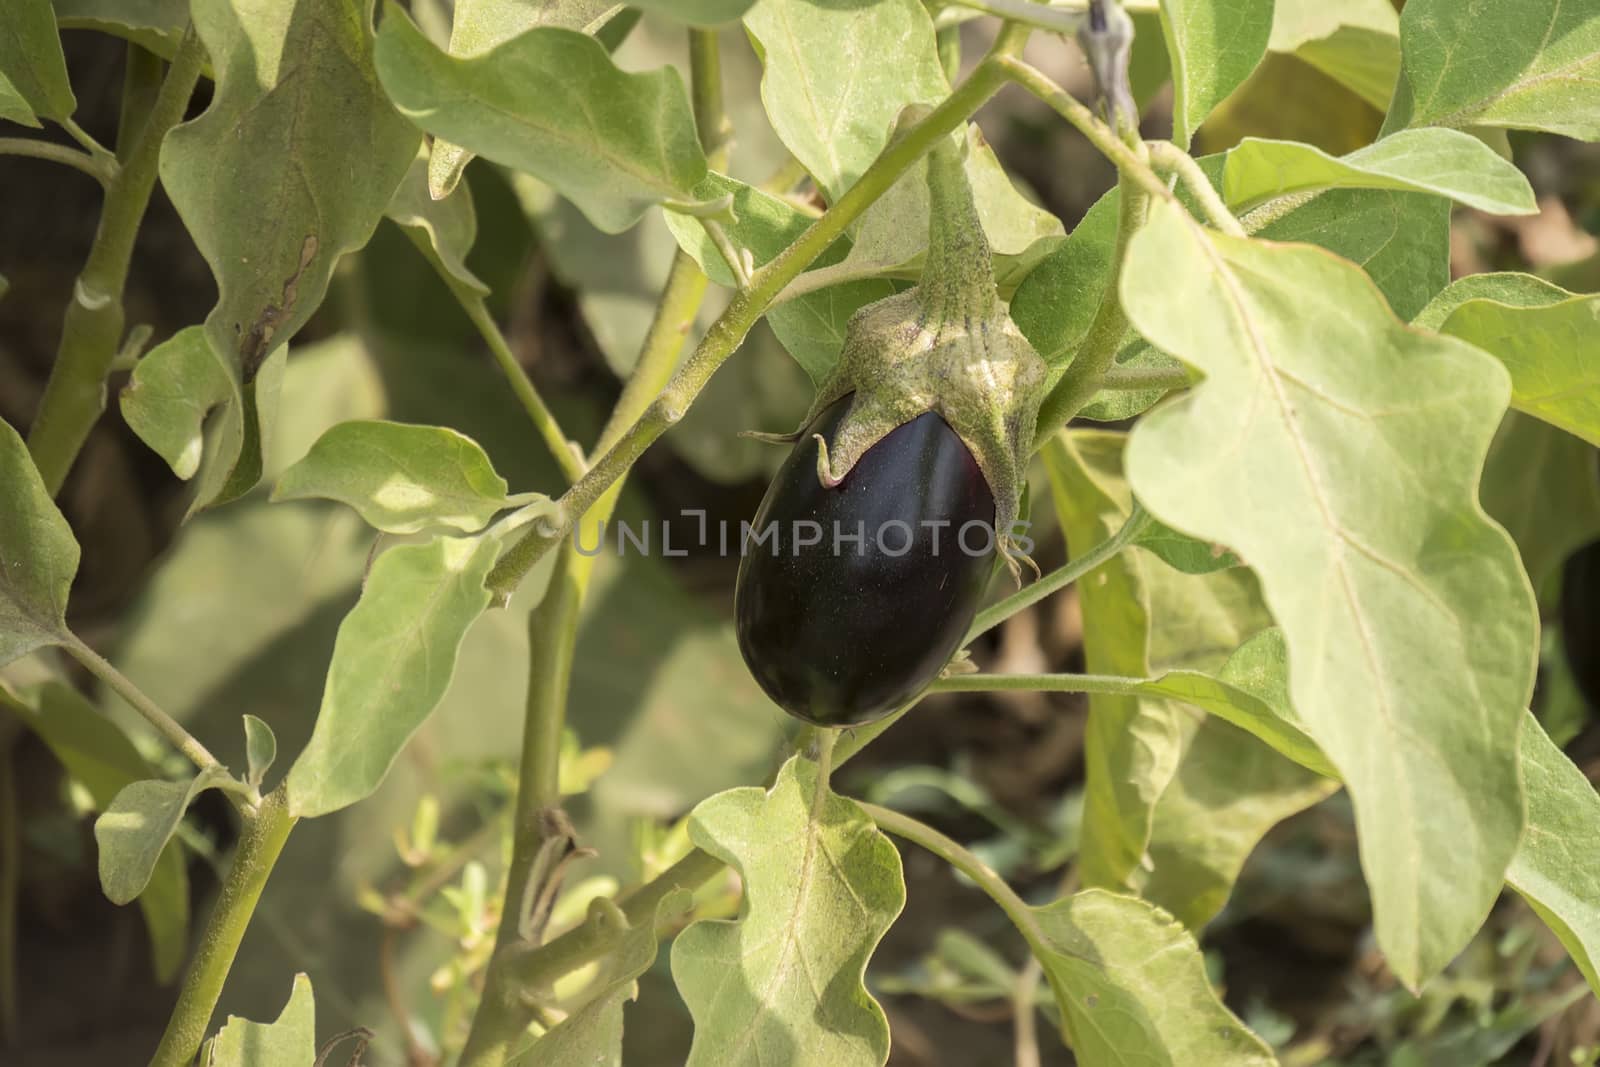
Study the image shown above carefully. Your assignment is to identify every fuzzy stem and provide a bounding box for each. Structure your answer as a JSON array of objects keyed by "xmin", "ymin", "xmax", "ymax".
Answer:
[
  {"xmin": 966, "ymin": 498, "xmax": 1149, "ymax": 642},
  {"xmin": 25, "ymin": 28, "xmax": 204, "ymax": 495},
  {"xmin": 930, "ymin": 671, "xmax": 1161, "ymax": 694},
  {"xmin": 1146, "ymin": 140, "xmax": 1245, "ymax": 237},
  {"xmin": 919, "ymin": 129, "xmax": 999, "ymax": 322},
  {"xmin": 64, "ymin": 635, "xmax": 230, "ymax": 782},
  {"xmin": 860, "ymin": 802, "xmax": 1045, "ymax": 943},
  {"xmin": 0, "ymin": 138, "xmax": 113, "ymax": 184},
  {"xmin": 485, "ymin": 25, "xmax": 1032, "ymax": 601},
  {"xmin": 147, "ymin": 790, "xmax": 296, "ymax": 1067},
  {"xmin": 418, "ymin": 239, "xmax": 586, "ymax": 486},
  {"xmin": 1100, "ymin": 365, "xmax": 1192, "ymax": 391}
]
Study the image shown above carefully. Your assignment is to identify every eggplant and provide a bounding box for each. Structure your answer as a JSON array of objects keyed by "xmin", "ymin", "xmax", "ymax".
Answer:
[{"xmin": 735, "ymin": 395, "xmax": 998, "ymax": 727}]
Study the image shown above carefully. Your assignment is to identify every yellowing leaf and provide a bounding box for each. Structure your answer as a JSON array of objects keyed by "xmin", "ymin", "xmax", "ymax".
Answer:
[{"xmin": 1122, "ymin": 199, "xmax": 1538, "ymax": 988}]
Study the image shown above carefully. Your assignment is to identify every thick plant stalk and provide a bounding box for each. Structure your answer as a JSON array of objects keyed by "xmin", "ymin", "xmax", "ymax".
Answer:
[
  {"xmin": 147, "ymin": 791, "xmax": 296, "ymax": 1067},
  {"xmin": 26, "ymin": 30, "xmax": 205, "ymax": 495}
]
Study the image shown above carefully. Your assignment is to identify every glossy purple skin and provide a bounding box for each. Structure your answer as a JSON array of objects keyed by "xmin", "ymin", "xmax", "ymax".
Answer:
[
  {"xmin": 1563, "ymin": 539, "xmax": 1600, "ymax": 713},
  {"xmin": 735, "ymin": 396, "xmax": 998, "ymax": 727}
]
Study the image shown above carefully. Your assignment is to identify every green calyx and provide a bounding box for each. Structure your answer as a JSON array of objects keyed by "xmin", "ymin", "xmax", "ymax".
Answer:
[{"xmin": 792, "ymin": 129, "xmax": 1048, "ymax": 579}]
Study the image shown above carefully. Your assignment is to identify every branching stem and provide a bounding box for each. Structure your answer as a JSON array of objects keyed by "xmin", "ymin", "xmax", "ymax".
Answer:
[{"xmin": 1146, "ymin": 140, "xmax": 1245, "ymax": 237}]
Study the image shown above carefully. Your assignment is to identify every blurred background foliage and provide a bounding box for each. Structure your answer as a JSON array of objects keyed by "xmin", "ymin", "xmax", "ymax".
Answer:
[{"xmin": 1, "ymin": 3, "xmax": 1598, "ymax": 1065}]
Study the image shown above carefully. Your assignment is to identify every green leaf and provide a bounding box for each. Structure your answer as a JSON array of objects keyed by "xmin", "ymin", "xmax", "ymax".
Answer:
[
  {"xmin": 159, "ymin": 0, "xmax": 418, "ymax": 508},
  {"xmin": 1268, "ymin": 0, "xmax": 1400, "ymax": 110},
  {"xmin": 744, "ymin": 0, "xmax": 948, "ymax": 201},
  {"xmin": 1223, "ymin": 129, "xmax": 1537, "ymax": 215},
  {"xmin": 424, "ymin": 0, "xmax": 614, "ymax": 198},
  {"xmin": 1122, "ymin": 199, "xmax": 1537, "ymax": 988},
  {"xmin": 1132, "ymin": 630, "xmax": 1337, "ymax": 780},
  {"xmin": 375, "ymin": 3, "xmax": 706, "ymax": 234},
  {"xmin": 3, "ymin": 681, "xmax": 189, "ymax": 982},
  {"xmin": 633, "ymin": 0, "xmax": 755, "ymax": 26},
  {"xmin": 1133, "ymin": 517, "xmax": 1239, "ymax": 575},
  {"xmin": 121, "ymin": 329, "xmax": 288, "ymax": 516},
  {"xmin": 671, "ymin": 755, "xmax": 905, "ymax": 1066},
  {"xmin": 120, "ymin": 326, "xmax": 234, "ymax": 481},
  {"xmin": 1158, "ymin": 0, "xmax": 1275, "ymax": 148},
  {"xmin": 1509, "ymin": 713, "xmax": 1600, "ymax": 996},
  {"xmin": 1029, "ymin": 889, "xmax": 1276, "ymax": 1064},
  {"xmin": 0, "ymin": 68, "xmax": 38, "ymax": 126},
  {"xmin": 511, "ymin": 893, "xmax": 691, "ymax": 1065},
  {"xmin": 1435, "ymin": 294, "xmax": 1600, "ymax": 447},
  {"xmin": 285, "ymin": 532, "xmax": 501, "ymax": 817},
  {"xmin": 662, "ymin": 171, "xmax": 821, "ymax": 289},
  {"xmin": 95, "ymin": 769, "xmax": 226, "ymax": 905},
  {"xmin": 0, "ymin": 417, "xmax": 79, "ymax": 665},
  {"xmin": 1385, "ymin": 0, "xmax": 1600, "ymax": 141},
  {"xmin": 1413, "ymin": 270, "xmax": 1573, "ymax": 331},
  {"xmin": 53, "ymin": 0, "xmax": 188, "ymax": 58},
  {"xmin": 387, "ymin": 149, "xmax": 489, "ymax": 295},
  {"xmin": 272, "ymin": 420, "xmax": 513, "ymax": 534},
  {"xmin": 1014, "ymin": 155, "xmax": 1450, "ymax": 425},
  {"xmin": 242, "ymin": 714, "xmax": 276, "ymax": 791},
  {"xmin": 206, "ymin": 972, "xmax": 316, "ymax": 1066},
  {"xmin": 1144, "ymin": 715, "xmax": 1338, "ymax": 929},
  {"xmin": 1042, "ymin": 432, "xmax": 1184, "ymax": 892},
  {"xmin": 0, "ymin": 0, "xmax": 75, "ymax": 122},
  {"xmin": 1481, "ymin": 411, "xmax": 1600, "ymax": 603}
]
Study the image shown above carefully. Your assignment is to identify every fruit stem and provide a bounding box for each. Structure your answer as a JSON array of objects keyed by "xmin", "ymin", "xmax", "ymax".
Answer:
[{"xmin": 919, "ymin": 129, "xmax": 1000, "ymax": 323}]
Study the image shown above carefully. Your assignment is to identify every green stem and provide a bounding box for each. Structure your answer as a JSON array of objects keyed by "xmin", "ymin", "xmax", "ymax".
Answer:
[
  {"xmin": 458, "ymin": 30, "xmax": 736, "ymax": 1066},
  {"xmin": 0, "ymin": 137, "xmax": 113, "ymax": 184},
  {"xmin": 1100, "ymin": 365, "xmax": 1191, "ymax": 392},
  {"xmin": 1031, "ymin": 167, "xmax": 1149, "ymax": 447},
  {"xmin": 148, "ymin": 790, "xmax": 296, "ymax": 1067},
  {"xmin": 948, "ymin": 0, "xmax": 1082, "ymax": 35},
  {"xmin": 859, "ymin": 802, "xmax": 1044, "ymax": 943},
  {"xmin": 59, "ymin": 116, "xmax": 114, "ymax": 161},
  {"xmin": 1146, "ymin": 140, "xmax": 1244, "ymax": 237},
  {"xmin": 930, "ymin": 671, "xmax": 1156, "ymax": 694},
  {"xmin": 966, "ymin": 498, "xmax": 1149, "ymax": 642},
  {"xmin": 486, "ymin": 25, "xmax": 1032, "ymax": 601},
  {"xmin": 64, "ymin": 635, "xmax": 230, "ymax": 781},
  {"xmin": 998, "ymin": 56, "xmax": 1169, "ymax": 203},
  {"xmin": 449, "ymin": 265, "xmax": 586, "ymax": 486},
  {"xmin": 26, "ymin": 27, "xmax": 205, "ymax": 495}
]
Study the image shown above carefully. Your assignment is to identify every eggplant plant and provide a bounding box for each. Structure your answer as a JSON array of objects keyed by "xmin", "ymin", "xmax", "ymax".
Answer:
[{"xmin": 0, "ymin": 0, "xmax": 1598, "ymax": 1064}]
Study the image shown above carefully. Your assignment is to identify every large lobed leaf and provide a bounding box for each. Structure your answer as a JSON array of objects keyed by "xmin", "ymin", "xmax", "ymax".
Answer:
[
  {"xmin": 285, "ymin": 532, "xmax": 501, "ymax": 817},
  {"xmin": 1122, "ymin": 199, "xmax": 1538, "ymax": 988},
  {"xmin": 743, "ymin": 0, "xmax": 948, "ymax": 202},
  {"xmin": 154, "ymin": 0, "xmax": 418, "ymax": 511},
  {"xmin": 1509, "ymin": 713, "xmax": 1600, "ymax": 997},
  {"xmin": 0, "ymin": 417, "xmax": 79, "ymax": 665},
  {"xmin": 1030, "ymin": 890, "xmax": 1277, "ymax": 1065},
  {"xmin": 671, "ymin": 756, "xmax": 905, "ymax": 1067},
  {"xmin": 375, "ymin": 2, "xmax": 706, "ymax": 234},
  {"xmin": 1158, "ymin": 0, "xmax": 1275, "ymax": 148},
  {"xmin": 1385, "ymin": 0, "xmax": 1600, "ymax": 141}
]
